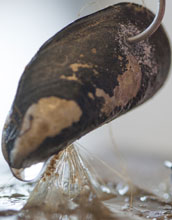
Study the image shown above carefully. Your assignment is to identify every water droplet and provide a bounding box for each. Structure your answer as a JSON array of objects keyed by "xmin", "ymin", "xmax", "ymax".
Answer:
[
  {"xmin": 100, "ymin": 185, "xmax": 111, "ymax": 194},
  {"xmin": 140, "ymin": 196, "xmax": 147, "ymax": 202},
  {"xmin": 121, "ymin": 203, "xmax": 129, "ymax": 210},
  {"xmin": 163, "ymin": 193, "xmax": 170, "ymax": 200},
  {"xmin": 116, "ymin": 183, "xmax": 129, "ymax": 196},
  {"xmin": 11, "ymin": 162, "xmax": 46, "ymax": 182},
  {"xmin": 164, "ymin": 160, "xmax": 172, "ymax": 169}
]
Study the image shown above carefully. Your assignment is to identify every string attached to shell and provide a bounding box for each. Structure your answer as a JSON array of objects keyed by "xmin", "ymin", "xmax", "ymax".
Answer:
[{"xmin": 1, "ymin": 0, "xmax": 171, "ymax": 219}]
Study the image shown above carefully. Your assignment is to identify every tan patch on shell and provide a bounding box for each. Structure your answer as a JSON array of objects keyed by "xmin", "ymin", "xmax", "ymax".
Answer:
[
  {"xmin": 96, "ymin": 89, "xmax": 114, "ymax": 116},
  {"xmin": 91, "ymin": 48, "xmax": 97, "ymax": 54},
  {"xmin": 60, "ymin": 74, "xmax": 78, "ymax": 81},
  {"xmin": 96, "ymin": 55, "xmax": 142, "ymax": 116},
  {"xmin": 93, "ymin": 69, "xmax": 99, "ymax": 75},
  {"xmin": 88, "ymin": 92, "xmax": 94, "ymax": 100},
  {"xmin": 70, "ymin": 63, "xmax": 93, "ymax": 72},
  {"xmin": 118, "ymin": 55, "xmax": 123, "ymax": 61},
  {"xmin": 11, "ymin": 97, "xmax": 82, "ymax": 167}
]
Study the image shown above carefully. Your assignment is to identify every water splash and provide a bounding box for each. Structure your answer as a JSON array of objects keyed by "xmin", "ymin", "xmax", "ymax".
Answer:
[{"xmin": 24, "ymin": 144, "xmax": 116, "ymax": 218}]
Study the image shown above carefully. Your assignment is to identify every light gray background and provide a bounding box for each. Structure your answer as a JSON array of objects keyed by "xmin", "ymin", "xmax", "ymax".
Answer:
[{"xmin": 0, "ymin": 0, "xmax": 171, "ymax": 173}]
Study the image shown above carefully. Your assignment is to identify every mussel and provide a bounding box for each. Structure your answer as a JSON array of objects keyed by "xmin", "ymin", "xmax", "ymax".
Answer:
[{"xmin": 2, "ymin": 3, "xmax": 171, "ymax": 169}]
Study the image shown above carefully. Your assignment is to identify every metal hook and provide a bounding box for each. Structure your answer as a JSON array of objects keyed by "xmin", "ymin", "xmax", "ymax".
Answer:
[{"xmin": 128, "ymin": 0, "xmax": 166, "ymax": 43}]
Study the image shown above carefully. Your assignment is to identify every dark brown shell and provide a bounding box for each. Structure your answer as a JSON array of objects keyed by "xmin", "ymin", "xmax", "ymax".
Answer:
[{"xmin": 2, "ymin": 3, "xmax": 171, "ymax": 168}]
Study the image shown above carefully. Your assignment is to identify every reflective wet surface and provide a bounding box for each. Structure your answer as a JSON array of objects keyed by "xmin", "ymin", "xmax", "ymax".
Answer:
[
  {"xmin": 0, "ymin": 144, "xmax": 172, "ymax": 220},
  {"xmin": 1, "ymin": 183, "xmax": 172, "ymax": 219}
]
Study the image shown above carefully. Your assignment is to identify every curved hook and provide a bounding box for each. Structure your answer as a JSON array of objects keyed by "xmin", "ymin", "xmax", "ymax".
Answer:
[{"xmin": 128, "ymin": 0, "xmax": 166, "ymax": 43}]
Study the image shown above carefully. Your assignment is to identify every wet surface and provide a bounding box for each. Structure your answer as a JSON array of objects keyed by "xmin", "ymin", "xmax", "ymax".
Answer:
[
  {"xmin": 0, "ymin": 182, "xmax": 33, "ymax": 212},
  {"xmin": 0, "ymin": 145, "xmax": 172, "ymax": 220},
  {"xmin": 1, "ymin": 183, "xmax": 172, "ymax": 220}
]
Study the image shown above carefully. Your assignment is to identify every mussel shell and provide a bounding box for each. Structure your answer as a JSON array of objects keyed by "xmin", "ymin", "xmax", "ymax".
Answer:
[{"xmin": 2, "ymin": 3, "xmax": 171, "ymax": 169}]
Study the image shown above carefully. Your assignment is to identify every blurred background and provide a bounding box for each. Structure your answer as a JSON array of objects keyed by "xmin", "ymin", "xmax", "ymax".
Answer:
[{"xmin": 0, "ymin": 0, "xmax": 172, "ymax": 188}]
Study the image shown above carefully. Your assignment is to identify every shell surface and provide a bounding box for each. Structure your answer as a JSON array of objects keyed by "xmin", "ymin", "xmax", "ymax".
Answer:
[{"xmin": 2, "ymin": 3, "xmax": 171, "ymax": 169}]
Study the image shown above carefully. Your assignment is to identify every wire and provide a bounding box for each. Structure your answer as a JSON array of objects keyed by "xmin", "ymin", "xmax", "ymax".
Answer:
[{"xmin": 128, "ymin": 0, "xmax": 166, "ymax": 43}]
